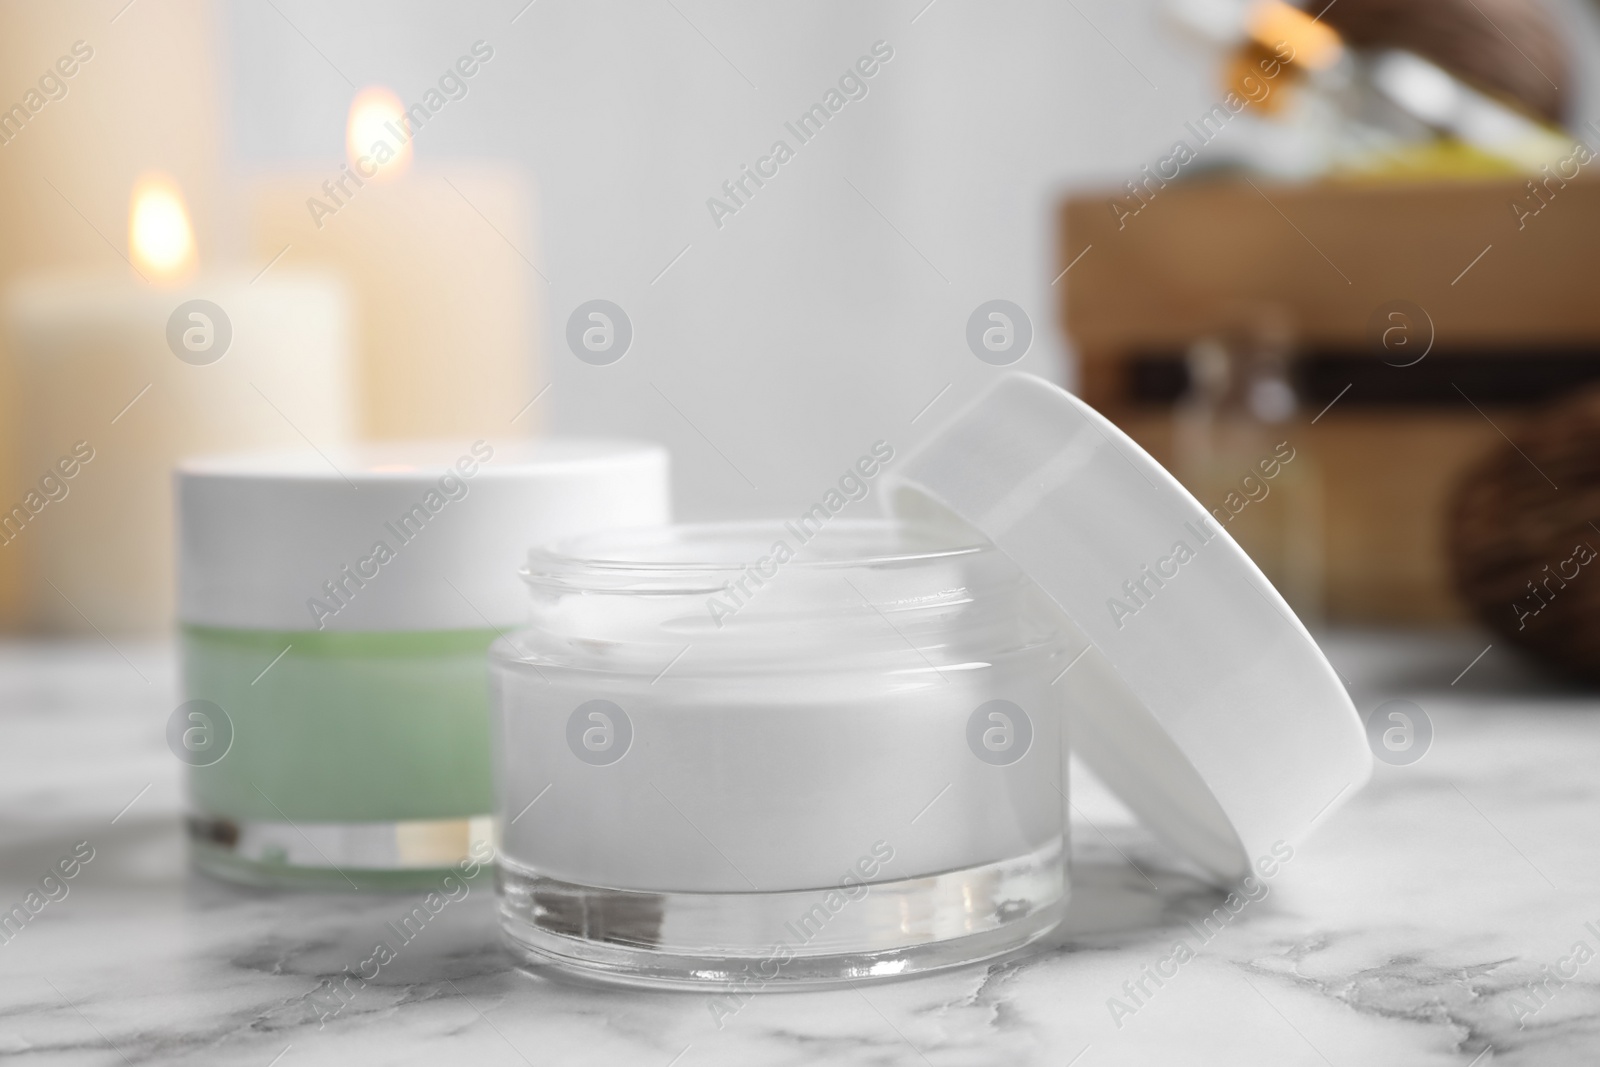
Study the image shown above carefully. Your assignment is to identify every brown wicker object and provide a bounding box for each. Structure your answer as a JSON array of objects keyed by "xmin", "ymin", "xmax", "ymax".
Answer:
[
  {"xmin": 1314, "ymin": 0, "xmax": 1570, "ymax": 125},
  {"xmin": 1449, "ymin": 387, "xmax": 1600, "ymax": 680}
]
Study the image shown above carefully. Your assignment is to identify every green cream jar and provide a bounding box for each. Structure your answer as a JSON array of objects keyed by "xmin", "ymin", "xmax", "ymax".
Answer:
[{"xmin": 175, "ymin": 439, "xmax": 669, "ymax": 889}]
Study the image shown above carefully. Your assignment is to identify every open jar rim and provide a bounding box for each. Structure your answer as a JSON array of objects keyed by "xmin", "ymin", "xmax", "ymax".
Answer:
[
  {"xmin": 503, "ymin": 514, "xmax": 1064, "ymax": 687},
  {"xmin": 522, "ymin": 518, "xmax": 997, "ymax": 595}
]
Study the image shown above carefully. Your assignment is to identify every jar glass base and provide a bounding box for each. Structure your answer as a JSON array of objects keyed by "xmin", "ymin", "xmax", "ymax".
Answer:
[
  {"xmin": 497, "ymin": 840, "xmax": 1066, "ymax": 990},
  {"xmin": 187, "ymin": 814, "xmax": 493, "ymax": 891}
]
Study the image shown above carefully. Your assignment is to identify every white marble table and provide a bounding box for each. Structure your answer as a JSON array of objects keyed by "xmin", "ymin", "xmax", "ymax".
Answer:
[{"xmin": 1, "ymin": 630, "xmax": 1596, "ymax": 1066}]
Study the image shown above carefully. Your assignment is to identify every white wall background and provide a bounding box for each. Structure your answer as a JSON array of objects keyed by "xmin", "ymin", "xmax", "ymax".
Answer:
[{"xmin": 220, "ymin": 0, "xmax": 1600, "ymax": 521}]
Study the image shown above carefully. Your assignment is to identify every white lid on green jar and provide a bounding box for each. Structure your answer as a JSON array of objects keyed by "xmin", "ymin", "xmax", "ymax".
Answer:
[
  {"xmin": 884, "ymin": 373, "xmax": 1371, "ymax": 886},
  {"xmin": 176, "ymin": 439, "xmax": 670, "ymax": 633}
]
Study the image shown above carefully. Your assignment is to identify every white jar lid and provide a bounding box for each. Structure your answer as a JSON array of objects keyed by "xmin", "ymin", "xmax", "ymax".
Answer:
[
  {"xmin": 177, "ymin": 439, "xmax": 670, "ymax": 632},
  {"xmin": 884, "ymin": 374, "xmax": 1370, "ymax": 884}
]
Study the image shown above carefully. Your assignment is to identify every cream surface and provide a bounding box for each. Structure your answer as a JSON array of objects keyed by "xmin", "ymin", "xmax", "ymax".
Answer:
[{"xmin": 493, "ymin": 519, "xmax": 1069, "ymax": 892}]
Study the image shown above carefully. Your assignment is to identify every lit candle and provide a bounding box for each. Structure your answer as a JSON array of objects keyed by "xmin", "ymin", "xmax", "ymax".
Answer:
[
  {"xmin": 4, "ymin": 176, "xmax": 353, "ymax": 634},
  {"xmin": 248, "ymin": 80, "xmax": 537, "ymax": 440},
  {"xmin": 0, "ymin": 0, "xmax": 225, "ymax": 629}
]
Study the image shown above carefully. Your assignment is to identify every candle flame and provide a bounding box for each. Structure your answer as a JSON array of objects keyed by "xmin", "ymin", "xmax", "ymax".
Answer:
[
  {"xmin": 129, "ymin": 174, "xmax": 196, "ymax": 282},
  {"xmin": 347, "ymin": 86, "xmax": 412, "ymax": 182}
]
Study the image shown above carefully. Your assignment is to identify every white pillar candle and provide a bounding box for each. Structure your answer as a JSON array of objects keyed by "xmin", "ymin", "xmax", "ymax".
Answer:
[
  {"xmin": 0, "ymin": 1, "xmax": 224, "ymax": 628},
  {"xmin": 248, "ymin": 83, "xmax": 538, "ymax": 441},
  {"xmin": 5, "ymin": 270, "xmax": 352, "ymax": 634}
]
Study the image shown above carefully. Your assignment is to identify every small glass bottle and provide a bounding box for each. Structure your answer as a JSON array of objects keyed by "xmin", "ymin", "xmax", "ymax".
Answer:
[{"xmin": 1173, "ymin": 307, "xmax": 1324, "ymax": 619}]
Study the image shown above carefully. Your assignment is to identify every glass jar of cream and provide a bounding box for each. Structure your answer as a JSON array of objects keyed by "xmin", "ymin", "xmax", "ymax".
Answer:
[
  {"xmin": 490, "ymin": 519, "xmax": 1071, "ymax": 987},
  {"xmin": 176, "ymin": 439, "xmax": 670, "ymax": 889}
]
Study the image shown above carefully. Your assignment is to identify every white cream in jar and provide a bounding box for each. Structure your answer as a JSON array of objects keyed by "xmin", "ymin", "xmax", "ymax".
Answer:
[{"xmin": 490, "ymin": 519, "xmax": 1071, "ymax": 987}]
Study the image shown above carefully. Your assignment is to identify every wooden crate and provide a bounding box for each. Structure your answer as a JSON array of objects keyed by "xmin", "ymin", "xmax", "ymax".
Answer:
[{"xmin": 1059, "ymin": 175, "xmax": 1600, "ymax": 623}]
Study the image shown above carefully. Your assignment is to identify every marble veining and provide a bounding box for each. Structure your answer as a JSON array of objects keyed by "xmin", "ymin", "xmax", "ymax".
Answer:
[{"xmin": 1, "ymin": 630, "xmax": 1597, "ymax": 1065}]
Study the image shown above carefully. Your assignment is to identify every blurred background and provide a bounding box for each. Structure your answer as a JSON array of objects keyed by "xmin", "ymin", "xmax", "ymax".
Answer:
[{"xmin": 4, "ymin": 0, "xmax": 1600, "ymax": 679}]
